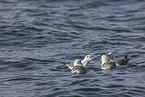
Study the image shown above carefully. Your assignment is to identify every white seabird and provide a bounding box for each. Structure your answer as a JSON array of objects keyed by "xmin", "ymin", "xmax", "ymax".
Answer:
[
  {"xmin": 100, "ymin": 55, "xmax": 116, "ymax": 70},
  {"xmin": 71, "ymin": 59, "xmax": 87, "ymax": 74},
  {"xmin": 66, "ymin": 55, "xmax": 94, "ymax": 74}
]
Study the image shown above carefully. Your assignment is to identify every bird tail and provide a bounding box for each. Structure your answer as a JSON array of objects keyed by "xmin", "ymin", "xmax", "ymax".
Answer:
[{"xmin": 124, "ymin": 55, "xmax": 128, "ymax": 59}]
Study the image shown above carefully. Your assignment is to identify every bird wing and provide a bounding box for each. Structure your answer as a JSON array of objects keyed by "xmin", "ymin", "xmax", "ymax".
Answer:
[
  {"xmin": 102, "ymin": 61, "xmax": 116, "ymax": 70},
  {"xmin": 118, "ymin": 59, "xmax": 128, "ymax": 65},
  {"xmin": 66, "ymin": 62, "xmax": 74, "ymax": 70}
]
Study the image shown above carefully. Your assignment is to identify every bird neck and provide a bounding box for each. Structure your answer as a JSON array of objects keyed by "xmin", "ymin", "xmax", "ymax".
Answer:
[
  {"xmin": 101, "ymin": 59, "xmax": 108, "ymax": 66},
  {"xmin": 74, "ymin": 60, "xmax": 79, "ymax": 66},
  {"xmin": 81, "ymin": 59, "xmax": 88, "ymax": 64},
  {"xmin": 81, "ymin": 59, "xmax": 89, "ymax": 68}
]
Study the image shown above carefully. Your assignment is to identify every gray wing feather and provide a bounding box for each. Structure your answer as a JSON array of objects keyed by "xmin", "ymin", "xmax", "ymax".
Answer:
[{"xmin": 102, "ymin": 61, "xmax": 116, "ymax": 70}]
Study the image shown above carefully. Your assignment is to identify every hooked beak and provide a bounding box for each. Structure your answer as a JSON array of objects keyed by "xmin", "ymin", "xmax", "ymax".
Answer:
[
  {"xmin": 90, "ymin": 58, "xmax": 94, "ymax": 60},
  {"xmin": 90, "ymin": 55, "xmax": 94, "ymax": 60},
  {"xmin": 91, "ymin": 55, "xmax": 94, "ymax": 57}
]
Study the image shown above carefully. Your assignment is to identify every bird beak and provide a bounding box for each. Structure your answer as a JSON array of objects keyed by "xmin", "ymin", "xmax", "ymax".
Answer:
[
  {"xmin": 90, "ymin": 55, "xmax": 94, "ymax": 57},
  {"xmin": 89, "ymin": 55, "xmax": 94, "ymax": 61},
  {"xmin": 92, "ymin": 55, "xmax": 94, "ymax": 59},
  {"xmin": 90, "ymin": 58, "xmax": 94, "ymax": 60}
]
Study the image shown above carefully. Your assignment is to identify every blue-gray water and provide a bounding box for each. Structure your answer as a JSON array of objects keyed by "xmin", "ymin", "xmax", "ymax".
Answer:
[{"xmin": 0, "ymin": 0, "xmax": 145, "ymax": 97}]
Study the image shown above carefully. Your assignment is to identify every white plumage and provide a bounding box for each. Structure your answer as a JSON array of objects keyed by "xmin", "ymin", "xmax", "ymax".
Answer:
[
  {"xmin": 100, "ymin": 55, "xmax": 116, "ymax": 70},
  {"xmin": 66, "ymin": 55, "xmax": 94, "ymax": 74}
]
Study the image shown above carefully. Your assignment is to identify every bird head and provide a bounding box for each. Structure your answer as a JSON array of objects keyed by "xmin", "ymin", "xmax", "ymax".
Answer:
[
  {"xmin": 107, "ymin": 53, "xmax": 115, "ymax": 60},
  {"xmin": 100, "ymin": 55, "xmax": 108, "ymax": 63},
  {"xmin": 74, "ymin": 59, "xmax": 81, "ymax": 66},
  {"xmin": 82, "ymin": 55, "xmax": 94, "ymax": 62}
]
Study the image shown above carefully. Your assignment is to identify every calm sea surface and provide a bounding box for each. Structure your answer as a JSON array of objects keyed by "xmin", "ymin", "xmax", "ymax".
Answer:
[{"xmin": 0, "ymin": 0, "xmax": 145, "ymax": 97}]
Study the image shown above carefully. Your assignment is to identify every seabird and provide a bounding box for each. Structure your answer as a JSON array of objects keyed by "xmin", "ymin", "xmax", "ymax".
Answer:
[
  {"xmin": 66, "ymin": 55, "xmax": 94, "ymax": 74},
  {"xmin": 108, "ymin": 53, "xmax": 131, "ymax": 65},
  {"xmin": 71, "ymin": 59, "xmax": 87, "ymax": 74},
  {"xmin": 118, "ymin": 55, "xmax": 131, "ymax": 65},
  {"xmin": 100, "ymin": 55, "xmax": 116, "ymax": 70}
]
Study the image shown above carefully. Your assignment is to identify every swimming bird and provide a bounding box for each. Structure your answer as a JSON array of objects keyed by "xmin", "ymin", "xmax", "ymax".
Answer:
[
  {"xmin": 100, "ymin": 55, "xmax": 116, "ymax": 70},
  {"xmin": 108, "ymin": 53, "xmax": 131, "ymax": 65},
  {"xmin": 118, "ymin": 55, "xmax": 131, "ymax": 65},
  {"xmin": 66, "ymin": 55, "xmax": 94, "ymax": 74},
  {"xmin": 66, "ymin": 55, "xmax": 94, "ymax": 70},
  {"xmin": 71, "ymin": 59, "xmax": 87, "ymax": 74}
]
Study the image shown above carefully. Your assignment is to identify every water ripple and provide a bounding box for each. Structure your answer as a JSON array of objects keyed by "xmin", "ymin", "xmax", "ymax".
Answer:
[{"xmin": 0, "ymin": 0, "xmax": 145, "ymax": 97}]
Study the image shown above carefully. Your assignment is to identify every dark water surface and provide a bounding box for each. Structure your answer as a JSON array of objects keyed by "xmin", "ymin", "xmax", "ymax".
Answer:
[{"xmin": 0, "ymin": 0, "xmax": 145, "ymax": 97}]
